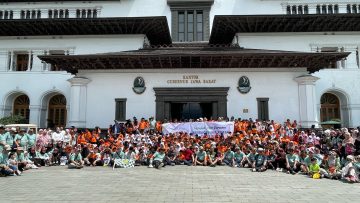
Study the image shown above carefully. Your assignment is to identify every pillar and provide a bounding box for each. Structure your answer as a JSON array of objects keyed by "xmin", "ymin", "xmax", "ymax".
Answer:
[
  {"xmin": 67, "ymin": 77, "xmax": 91, "ymax": 128},
  {"xmin": 294, "ymin": 75, "xmax": 320, "ymax": 128},
  {"xmin": 29, "ymin": 105, "xmax": 41, "ymax": 125}
]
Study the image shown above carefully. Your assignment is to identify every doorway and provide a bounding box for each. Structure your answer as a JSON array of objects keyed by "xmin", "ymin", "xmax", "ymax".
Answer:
[{"xmin": 170, "ymin": 102, "xmax": 212, "ymax": 120}]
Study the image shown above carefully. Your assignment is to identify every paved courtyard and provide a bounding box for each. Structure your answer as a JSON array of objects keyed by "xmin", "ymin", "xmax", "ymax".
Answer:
[{"xmin": 1, "ymin": 166, "xmax": 359, "ymax": 203}]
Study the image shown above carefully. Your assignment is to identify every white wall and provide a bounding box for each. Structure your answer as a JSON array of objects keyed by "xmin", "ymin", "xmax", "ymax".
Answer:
[
  {"xmin": 81, "ymin": 69, "xmax": 304, "ymax": 128},
  {"xmin": 236, "ymin": 33, "xmax": 360, "ymax": 127}
]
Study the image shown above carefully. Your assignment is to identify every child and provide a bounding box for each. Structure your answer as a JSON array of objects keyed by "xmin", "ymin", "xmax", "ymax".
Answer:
[{"xmin": 308, "ymin": 158, "xmax": 320, "ymax": 178}]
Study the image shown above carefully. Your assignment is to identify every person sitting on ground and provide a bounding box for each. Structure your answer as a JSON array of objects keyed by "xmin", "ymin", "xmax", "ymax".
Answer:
[
  {"xmin": 182, "ymin": 146, "xmax": 194, "ymax": 166},
  {"xmin": 341, "ymin": 155, "xmax": 359, "ymax": 183},
  {"xmin": 149, "ymin": 146, "xmax": 166, "ymax": 169},
  {"xmin": 223, "ymin": 147, "xmax": 235, "ymax": 167},
  {"xmin": 86, "ymin": 147, "xmax": 103, "ymax": 166},
  {"xmin": 308, "ymin": 158, "xmax": 321, "ymax": 178},
  {"xmin": 36, "ymin": 147, "xmax": 50, "ymax": 166},
  {"xmin": 320, "ymin": 150, "xmax": 341, "ymax": 179},
  {"xmin": 207, "ymin": 146, "xmax": 219, "ymax": 167},
  {"xmin": 285, "ymin": 148, "xmax": 299, "ymax": 174},
  {"xmin": 246, "ymin": 148, "xmax": 257, "ymax": 168},
  {"xmin": 7, "ymin": 152, "xmax": 21, "ymax": 175},
  {"xmin": 299, "ymin": 150, "xmax": 309, "ymax": 174},
  {"xmin": 68, "ymin": 148, "xmax": 84, "ymax": 169},
  {"xmin": 266, "ymin": 149, "xmax": 277, "ymax": 170},
  {"xmin": 194, "ymin": 146, "xmax": 207, "ymax": 166},
  {"xmin": 252, "ymin": 148, "xmax": 267, "ymax": 172},
  {"xmin": 234, "ymin": 146, "xmax": 246, "ymax": 168},
  {"xmin": 164, "ymin": 145, "xmax": 176, "ymax": 166},
  {"xmin": 0, "ymin": 145, "xmax": 15, "ymax": 176}
]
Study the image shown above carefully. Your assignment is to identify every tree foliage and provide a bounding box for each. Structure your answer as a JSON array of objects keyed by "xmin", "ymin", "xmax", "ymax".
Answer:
[{"xmin": 0, "ymin": 115, "xmax": 27, "ymax": 125}]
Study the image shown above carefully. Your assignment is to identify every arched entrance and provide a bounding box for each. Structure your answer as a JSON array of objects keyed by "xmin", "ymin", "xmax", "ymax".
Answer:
[
  {"xmin": 320, "ymin": 93, "xmax": 340, "ymax": 122},
  {"xmin": 13, "ymin": 94, "xmax": 30, "ymax": 123},
  {"xmin": 48, "ymin": 94, "xmax": 67, "ymax": 128}
]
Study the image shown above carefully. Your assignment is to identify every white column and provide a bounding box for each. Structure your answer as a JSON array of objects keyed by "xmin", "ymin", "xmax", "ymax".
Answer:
[
  {"xmin": 294, "ymin": 75, "xmax": 320, "ymax": 128},
  {"xmin": 32, "ymin": 50, "xmax": 45, "ymax": 71},
  {"xmin": 67, "ymin": 77, "xmax": 91, "ymax": 128},
  {"xmin": 9, "ymin": 51, "xmax": 14, "ymax": 71},
  {"xmin": 27, "ymin": 51, "xmax": 32, "ymax": 71},
  {"xmin": 29, "ymin": 105, "xmax": 41, "ymax": 126}
]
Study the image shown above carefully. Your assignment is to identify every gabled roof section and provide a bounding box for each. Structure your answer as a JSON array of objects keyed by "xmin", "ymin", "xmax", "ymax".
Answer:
[
  {"xmin": 210, "ymin": 14, "xmax": 360, "ymax": 44},
  {"xmin": 0, "ymin": 17, "xmax": 172, "ymax": 45},
  {"xmin": 38, "ymin": 43, "xmax": 350, "ymax": 74}
]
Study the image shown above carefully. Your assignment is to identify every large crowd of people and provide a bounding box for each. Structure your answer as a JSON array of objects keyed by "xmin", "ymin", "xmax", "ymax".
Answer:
[{"xmin": 1, "ymin": 117, "xmax": 360, "ymax": 183}]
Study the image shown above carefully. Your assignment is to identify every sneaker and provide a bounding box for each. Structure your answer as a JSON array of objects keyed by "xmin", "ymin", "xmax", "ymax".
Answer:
[
  {"xmin": 251, "ymin": 168, "xmax": 256, "ymax": 172},
  {"xmin": 171, "ymin": 163, "xmax": 175, "ymax": 166},
  {"xmin": 148, "ymin": 164, "xmax": 153, "ymax": 168},
  {"xmin": 159, "ymin": 163, "xmax": 164, "ymax": 168},
  {"xmin": 234, "ymin": 165, "xmax": 238, "ymax": 168}
]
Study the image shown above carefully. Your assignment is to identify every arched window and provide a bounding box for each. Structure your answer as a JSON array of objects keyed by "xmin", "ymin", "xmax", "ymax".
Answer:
[
  {"xmin": 320, "ymin": 93, "xmax": 340, "ymax": 122},
  {"xmin": 13, "ymin": 95, "xmax": 30, "ymax": 123},
  {"xmin": 48, "ymin": 95, "xmax": 67, "ymax": 127}
]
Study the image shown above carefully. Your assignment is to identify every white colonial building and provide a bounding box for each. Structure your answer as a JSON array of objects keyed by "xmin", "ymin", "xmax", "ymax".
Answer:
[{"xmin": 0, "ymin": 0, "xmax": 359, "ymax": 129}]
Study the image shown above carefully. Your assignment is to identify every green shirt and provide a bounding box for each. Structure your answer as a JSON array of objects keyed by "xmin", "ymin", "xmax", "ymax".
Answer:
[
  {"xmin": 36, "ymin": 151, "xmax": 49, "ymax": 159},
  {"xmin": 309, "ymin": 163, "xmax": 320, "ymax": 173},
  {"xmin": 27, "ymin": 134, "xmax": 37, "ymax": 148},
  {"xmin": 0, "ymin": 133, "xmax": 6, "ymax": 152},
  {"xmin": 196, "ymin": 151, "xmax": 207, "ymax": 161},
  {"xmin": 234, "ymin": 151, "xmax": 245, "ymax": 161},
  {"xmin": 16, "ymin": 152, "xmax": 25, "ymax": 162},
  {"xmin": 5, "ymin": 132, "xmax": 15, "ymax": 146},
  {"xmin": 0, "ymin": 152, "xmax": 9, "ymax": 165},
  {"xmin": 70, "ymin": 153, "xmax": 83, "ymax": 162},
  {"xmin": 286, "ymin": 154, "xmax": 299, "ymax": 166},
  {"xmin": 18, "ymin": 134, "xmax": 28, "ymax": 147},
  {"xmin": 112, "ymin": 150, "xmax": 125, "ymax": 159},
  {"xmin": 153, "ymin": 151, "xmax": 165, "ymax": 162},
  {"xmin": 224, "ymin": 151, "xmax": 235, "ymax": 160}
]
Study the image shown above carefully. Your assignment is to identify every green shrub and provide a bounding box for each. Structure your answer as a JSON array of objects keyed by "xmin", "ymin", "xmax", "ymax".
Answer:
[{"xmin": 0, "ymin": 115, "xmax": 27, "ymax": 125}]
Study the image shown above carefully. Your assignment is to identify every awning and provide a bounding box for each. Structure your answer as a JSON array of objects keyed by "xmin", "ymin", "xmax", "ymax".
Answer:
[
  {"xmin": 0, "ymin": 17, "xmax": 172, "ymax": 45},
  {"xmin": 38, "ymin": 43, "xmax": 350, "ymax": 74},
  {"xmin": 210, "ymin": 14, "xmax": 360, "ymax": 44}
]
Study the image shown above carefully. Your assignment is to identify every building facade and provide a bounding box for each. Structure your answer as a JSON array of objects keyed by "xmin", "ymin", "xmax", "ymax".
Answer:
[{"xmin": 0, "ymin": 0, "xmax": 359, "ymax": 128}]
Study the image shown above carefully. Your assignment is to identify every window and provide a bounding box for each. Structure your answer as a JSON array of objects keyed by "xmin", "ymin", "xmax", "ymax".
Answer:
[
  {"xmin": 115, "ymin": 98, "xmax": 127, "ymax": 121},
  {"xmin": 298, "ymin": 5, "xmax": 303, "ymax": 14},
  {"xmin": 257, "ymin": 98, "xmax": 269, "ymax": 121},
  {"xmin": 304, "ymin": 5, "xmax": 309, "ymax": 14},
  {"xmin": 352, "ymin": 4, "xmax": 358, "ymax": 13},
  {"xmin": 15, "ymin": 53, "xmax": 29, "ymax": 71},
  {"xmin": 48, "ymin": 94, "xmax": 67, "ymax": 127},
  {"xmin": 13, "ymin": 95, "xmax": 30, "ymax": 123},
  {"xmin": 59, "ymin": 9, "xmax": 64, "ymax": 18},
  {"xmin": 37, "ymin": 10, "xmax": 41, "ymax": 18},
  {"xmin": 322, "ymin": 5, "xmax": 327, "ymax": 14},
  {"xmin": 168, "ymin": 0, "xmax": 213, "ymax": 42},
  {"xmin": 93, "ymin": 9, "xmax": 97, "ymax": 18},
  {"xmin": 334, "ymin": 5, "xmax": 339, "ymax": 14},
  {"xmin": 316, "ymin": 5, "xmax": 321, "ymax": 14},
  {"xmin": 347, "ymin": 4, "xmax": 351, "ymax": 13},
  {"xmin": 87, "ymin": 9, "xmax": 92, "ymax": 18},
  {"xmin": 81, "ymin": 9, "xmax": 86, "ymax": 18},
  {"xmin": 175, "ymin": 10, "xmax": 204, "ymax": 42},
  {"xmin": 286, "ymin": 6, "xmax": 291, "ymax": 14},
  {"xmin": 65, "ymin": 9, "xmax": 69, "ymax": 18},
  {"xmin": 292, "ymin": 5, "xmax": 297, "ymax": 14},
  {"xmin": 0, "ymin": 10, "xmax": 14, "ymax": 19},
  {"xmin": 48, "ymin": 10, "xmax": 53, "ymax": 18},
  {"xmin": 328, "ymin": 5, "xmax": 333, "ymax": 14},
  {"xmin": 76, "ymin": 9, "xmax": 80, "ymax": 18}
]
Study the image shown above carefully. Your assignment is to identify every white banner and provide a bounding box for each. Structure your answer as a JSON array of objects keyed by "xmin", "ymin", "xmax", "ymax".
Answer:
[{"xmin": 162, "ymin": 122, "xmax": 234, "ymax": 136}]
